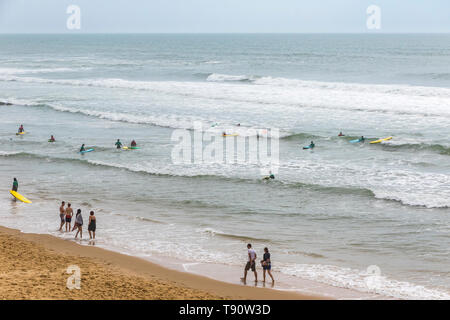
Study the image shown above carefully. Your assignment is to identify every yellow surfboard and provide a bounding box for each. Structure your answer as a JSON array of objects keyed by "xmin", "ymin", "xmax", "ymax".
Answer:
[
  {"xmin": 16, "ymin": 131, "xmax": 27, "ymax": 135},
  {"xmin": 10, "ymin": 190, "xmax": 32, "ymax": 203},
  {"xmin": 370, "ymin": 136, "xmax": 393, "ymax": 144}
]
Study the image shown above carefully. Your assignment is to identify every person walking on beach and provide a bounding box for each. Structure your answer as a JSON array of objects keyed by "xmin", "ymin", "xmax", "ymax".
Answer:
[
  {"xmin": 73, "ymin": 209, "xmax": 83, "ymax": 239},
  {"xmin": 115, "ymin": 139, "xmax": 122, "ymax": 149},
  {"xmin": 88, "ymin": 211, "xmax": 96, "ymax": 239},
  {"xmin": 65, "ymin": 203, "xmax": 73, "ymax": 232},
  {"xmin": 58, "ymin": 201, "xmax": 66, "ymax": 231},
  {"xmin": 12, "ymin": 178, "xmax": 18, "ymax": 192},
  {"xmin": 261, "ymin": 247, "xmax": 275, "ymax": 284},
  {"xmin": 242, "ymin": 243, "xmax": 258, "ymax": 283}
]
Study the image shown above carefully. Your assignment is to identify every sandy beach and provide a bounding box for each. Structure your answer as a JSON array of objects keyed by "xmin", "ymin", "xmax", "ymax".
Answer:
[{"xmin": 0, "ymin": 226, "xmax": 320, "ymax": 300}]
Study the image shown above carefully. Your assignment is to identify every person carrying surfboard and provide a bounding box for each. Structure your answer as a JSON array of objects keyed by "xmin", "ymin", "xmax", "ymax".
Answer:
[
  {"xmin": 12, "ymin": 178, "xmax": 18, "ymax": 192},
  {"xmin": 115, "ymin": 139, "xmax": 122, "ymax": 149},
  {"xmin": 80, "ymin": 144, "xmax": 86, "ymax": 152}
]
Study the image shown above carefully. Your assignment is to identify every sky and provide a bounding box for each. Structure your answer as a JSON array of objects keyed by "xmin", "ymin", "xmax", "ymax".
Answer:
[{"xmin": 0, "ymin": 0, "xmax": 449, "ymax": 33}]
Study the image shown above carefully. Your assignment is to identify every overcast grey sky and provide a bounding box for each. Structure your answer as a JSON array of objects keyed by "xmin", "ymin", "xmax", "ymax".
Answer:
[{"xmin": 0, "ymin": 0, "xmax": 448, "ymax": 33}]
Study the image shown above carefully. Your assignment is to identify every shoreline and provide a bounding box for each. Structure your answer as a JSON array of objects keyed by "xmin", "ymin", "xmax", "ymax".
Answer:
[{"xmin": 0, "ymin": 225, "xmax": 323, "ymax": 300}]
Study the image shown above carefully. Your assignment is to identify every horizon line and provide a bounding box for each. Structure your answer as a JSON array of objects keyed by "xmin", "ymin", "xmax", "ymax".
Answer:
[{"xmin": 1, "ymin": 31, "xmax": 449, "ymax": 35}]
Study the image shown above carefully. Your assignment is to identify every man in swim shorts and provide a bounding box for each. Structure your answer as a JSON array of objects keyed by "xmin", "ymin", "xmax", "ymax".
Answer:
[
  {"xmin": 65, "ymin": 203, "xmax": 73, "ymax": 232},
  {"xmin": 242, "ymin": 243, "xmax": 258, "ymax": 283},
  {"xmin": 58, "ymin": 201, "xmax": 66, "ymax": 231}
]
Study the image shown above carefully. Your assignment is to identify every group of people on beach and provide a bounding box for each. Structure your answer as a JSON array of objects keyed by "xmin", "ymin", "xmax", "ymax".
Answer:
[
  {"xmin": 58, "ymin": 201, "xmax": 96, "ymax": 240},
  {"xmin": 242, "ymin": 244, "xmax": 274, "ymax": 284}
]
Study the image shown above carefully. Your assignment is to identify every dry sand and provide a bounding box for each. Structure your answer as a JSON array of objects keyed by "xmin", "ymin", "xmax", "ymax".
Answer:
[{"xmin": 0, "ymin": 226, "xmax": 321, "ymax": 300}]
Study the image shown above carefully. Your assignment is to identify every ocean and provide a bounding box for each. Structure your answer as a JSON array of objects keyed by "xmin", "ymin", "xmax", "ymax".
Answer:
[{"xmin": 0, "ymin": 34, "xmax": 449, "ymax": 299}]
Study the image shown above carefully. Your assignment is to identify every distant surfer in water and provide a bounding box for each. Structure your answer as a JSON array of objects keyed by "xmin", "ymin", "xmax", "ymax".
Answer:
[
  {"xmin": 12, "ymin": 178, "xmax": 18, "ymax": 192},
  {"xmin": 309, "ymin": 141, "xmax": 315, "ymax": 149},
  {"xmin": 131, "ymin": 140, "xmax": 137, "ymax": 147},
  {"xmin": 80, "ymin": 144, "xmax": 85, "ymax": 152},
  {"xmin": 18, "ymin": 125, "xmax": 24, "ymax": 133},
  {"xmin": 115, "ymin": 139, "xmax": 122, "ymax": 149},
  {"xmin": 360, "ymin": 136, "xmax": 365, "ymax": 142},
  {"xmin": 338, "ymin": 132, "xmax": 345, "ymax": 136},
  {"xmin": 263, "ymin": 171, "xmax": 275, "ymax": 180},
  {"xmin": 49, "ymin": 135, "xmax": 55, "ymax": 142}
]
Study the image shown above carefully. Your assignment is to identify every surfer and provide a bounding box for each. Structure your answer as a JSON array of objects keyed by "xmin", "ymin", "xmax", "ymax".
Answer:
[
  {"xmin": 65, "ymin": 203, "xmax": 73, "ymax": 232},
  {"xmin": 338, "ymin": 132, "xmax": 345, "ymax": 136},
  {"xmin": 131, "ymin": 140, "xmax": 137, "ymax": 147},
  {"xmin": 58, "ymin": 201, "xmax": 66, "ymax": 231},
  {"xmin": 261, "ymin": 247, "xmax": 274, "ymax": 284},
  {"xmin": 115, "ymin": 139, "xmax": 122, "ymax": 149},
  {"xmin": 18, "ymin": 125, "xmax": 24, "ymax": 133},
  {"xmin": 88, "ymin": 211, "xmax": 96, "ymax": 240},
  {"xmin": 49, "ymin": 135, "xmax": 55, "ymax": 142},
  {"xmin": 80, "ymin": 144, "xmax": 85, "ymax": 152},
  {"xmin": 12, "ymin": 178, "xmax": 18, "ymax": 192},
  {"xmin": 309, "ymin": 141, "xmax": 315, "ymax": 149},
  {"xmin": 360, "ymin": 136, "xmax": 365, "ymax": 142}
]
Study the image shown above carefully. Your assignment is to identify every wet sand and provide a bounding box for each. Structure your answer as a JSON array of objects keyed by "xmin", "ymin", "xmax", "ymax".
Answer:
[{"xmin": 0, "ymin": 226, "xmax": 322, "ymax": 300}]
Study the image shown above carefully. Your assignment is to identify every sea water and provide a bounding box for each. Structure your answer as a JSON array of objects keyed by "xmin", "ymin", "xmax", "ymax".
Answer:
[{"xmin": 0, "ymin": 34, "xmax": 449, "ymax": 299}]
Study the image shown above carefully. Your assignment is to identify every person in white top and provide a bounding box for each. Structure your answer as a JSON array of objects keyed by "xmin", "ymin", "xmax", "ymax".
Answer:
[{"xmin": 242, "ymin": 243, "xmax": 258, "ymax": 283}]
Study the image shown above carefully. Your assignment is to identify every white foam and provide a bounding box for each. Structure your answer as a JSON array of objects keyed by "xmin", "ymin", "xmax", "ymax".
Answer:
[
  {"xmin": 280, "ymin": 263, "xmax": 450, "ymax": 300},
  {"xmin": 2, "ymin": 74, "xmax": 449, "ymax": 118}
]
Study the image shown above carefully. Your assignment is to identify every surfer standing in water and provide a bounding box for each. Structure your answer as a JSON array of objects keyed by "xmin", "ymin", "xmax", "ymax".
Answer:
[
  {"xmin": 49, "ymin": 135, "xmax": 55, "ymax": 142},
  {"xmin": 18, "ymin": 125, "xmax": 24, "ymax": 133},
  {"xmin": 12, "ymin": 178, "xmax": 18, "ymax": 192},
  {"xmin": 131, "ymin": 140, "xmax": 137, "ymax": 147},
  {"xmin": 58, "ymin": 201, "xmax": 66, "ymax": 231},
  {"xmin": 115, "ymin": 139, "xmax": 122, "ymax": 149},
  {"xmin": 80, "ymin": 144, "xmax": 85, "ymax": 152}
]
